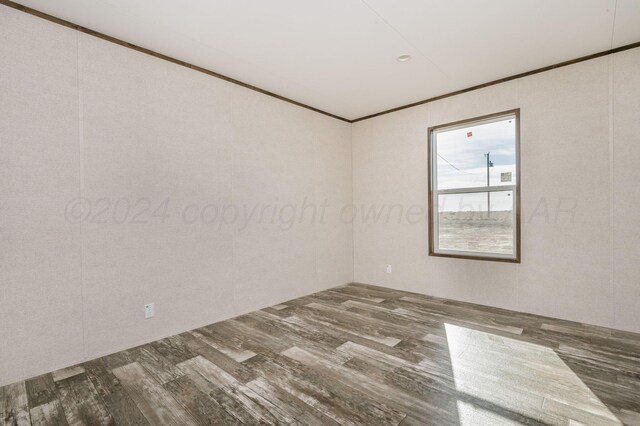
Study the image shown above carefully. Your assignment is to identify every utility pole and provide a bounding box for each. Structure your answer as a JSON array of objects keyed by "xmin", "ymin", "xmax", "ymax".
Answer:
[{"xmin": 485, "ymin": 152, "xmax": 494, "ymax": 218}]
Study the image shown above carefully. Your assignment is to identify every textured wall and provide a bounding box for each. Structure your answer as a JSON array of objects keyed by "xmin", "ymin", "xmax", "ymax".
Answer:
[
  {"xmin": 0, "ymin": 7, "xmax": 353, "ymax": 386},
  {"xmin": 2, "ymin": 2, "xmax": 639, "ymax": 389},
  {"xmin": 352, "ymin": 48, "xmax": 640, "ymax": 334},
  {"xmin": 0, "ymin": 4, "xmax": 84, "ymax": 387}
]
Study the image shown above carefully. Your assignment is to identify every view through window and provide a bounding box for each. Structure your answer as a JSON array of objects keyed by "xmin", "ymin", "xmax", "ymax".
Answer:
[{"xmin": 429, "ymin": 110, "xmax": 520, "ymax": 262}]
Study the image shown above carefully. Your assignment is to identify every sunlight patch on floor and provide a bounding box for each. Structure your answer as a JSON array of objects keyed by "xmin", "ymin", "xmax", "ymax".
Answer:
[
  {"xmin": 444, "ymin": 323, "xmax": 622, "ymax": 425},
  {"xmin": 457, "ymin": 400, "xmax": 523, "ymax": 426}
]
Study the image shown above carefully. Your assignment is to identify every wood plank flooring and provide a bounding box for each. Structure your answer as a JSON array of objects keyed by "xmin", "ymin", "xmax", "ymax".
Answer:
[{"xmin": 2, "ymin": 283, "xmax": 640, "ymax": 425}]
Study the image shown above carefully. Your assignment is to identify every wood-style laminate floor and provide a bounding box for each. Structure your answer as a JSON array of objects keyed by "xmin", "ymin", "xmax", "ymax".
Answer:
[{"xmin": 2, "ymin": 283, "xmax": 640, "ymax": 425}]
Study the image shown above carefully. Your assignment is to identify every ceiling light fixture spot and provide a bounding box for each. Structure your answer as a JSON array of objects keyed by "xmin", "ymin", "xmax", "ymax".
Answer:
[{"xmin": 397, "ymin": 54, "xmax": 412, "ymax": 62}]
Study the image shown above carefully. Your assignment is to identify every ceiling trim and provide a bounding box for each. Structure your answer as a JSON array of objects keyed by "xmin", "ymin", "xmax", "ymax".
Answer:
[
  {"xmin": 0, "ymin": 0, "xmax": 352, "ymax": 123},
  {"xmin": 352, "ymin": 40, "xmax": 640, "ymax": 122},
  {"xmin": 2, "ymin": 1, "xmax": 639, "ymax": 124}
]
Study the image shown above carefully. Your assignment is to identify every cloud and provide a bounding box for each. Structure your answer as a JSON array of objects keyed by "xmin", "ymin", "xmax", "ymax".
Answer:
[{"xmin": 434, "ymin": 117, "xmax": 516, "ymax": 190}]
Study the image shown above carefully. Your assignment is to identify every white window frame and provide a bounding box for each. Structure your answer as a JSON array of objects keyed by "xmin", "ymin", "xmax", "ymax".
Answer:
[{"xmin": 428, "ymin": 109, "xmax": 521, "ymax": 263}]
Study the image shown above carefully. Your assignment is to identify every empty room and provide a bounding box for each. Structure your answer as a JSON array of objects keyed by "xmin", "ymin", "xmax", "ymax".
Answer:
[{"xmin": 1, "ymin": 0, "xmax": 639, "ymax": 425}]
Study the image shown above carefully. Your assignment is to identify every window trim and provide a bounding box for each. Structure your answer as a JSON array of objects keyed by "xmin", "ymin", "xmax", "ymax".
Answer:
[{"xmin": 427, "ymin": 109, "xmax": 521, "ymax": 263}]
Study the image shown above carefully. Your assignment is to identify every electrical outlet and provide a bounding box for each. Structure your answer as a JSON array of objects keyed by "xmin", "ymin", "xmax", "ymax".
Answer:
[
  {"xmin": 144, "ymin": 303, "xmax": 155, "ymax": 319},
  {"xmin": 386, "ymin": 264, "xmax": 393, "ymax": 274}
]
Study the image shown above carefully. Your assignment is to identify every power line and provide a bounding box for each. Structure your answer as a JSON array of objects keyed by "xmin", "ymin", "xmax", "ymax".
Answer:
[{"xmin": 437, "ymin": 154, "xmax": 477, "ymax": 175}]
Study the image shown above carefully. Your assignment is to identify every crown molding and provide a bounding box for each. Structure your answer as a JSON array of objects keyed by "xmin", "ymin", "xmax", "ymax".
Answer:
[
  {"xmin": 0, "ymin": 0, "xmax": 351, "ymax": 123},
  {"xmin": 2, "ymin": 0, "xmax": 639, "ymax": 124},
  {"xmin": 351, "ymin": 41, "xmax": 640, "ymax": 122}
]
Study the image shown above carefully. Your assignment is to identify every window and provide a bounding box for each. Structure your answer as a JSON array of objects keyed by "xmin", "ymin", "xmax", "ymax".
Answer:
[{"xmin": 428, "ymin": 110, "xmax": 520, "ymax": 262}]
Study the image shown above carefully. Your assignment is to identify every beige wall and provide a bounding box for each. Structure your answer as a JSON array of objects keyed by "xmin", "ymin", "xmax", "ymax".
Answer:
[
  {"xmin": 352, "ymin": 48, "xmax": 640, "ymax": 334},
  {"xmin": 2, "ymin": 4, "xmax": 640, "ymax": 388},
  {"xmin": 0, "ymin": 7, "xmax": 353, "ymax": 386}
]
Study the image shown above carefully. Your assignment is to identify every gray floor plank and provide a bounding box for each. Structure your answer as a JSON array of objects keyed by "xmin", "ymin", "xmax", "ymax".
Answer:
[
  {"xmin": 82, "ymin": 359, "xmax": 149, "ymax": 426},
  {"xmin": 24, "ymin": 374, "xmax": 67, "ymax": 426},
  {"xmin": 178, "ymin": 355, "xmax": 296, "ymax": 425},
  {"xmin": 111, "ymin": 362, "xmax": 197, "ymax": 426},
  {"xmin": 163, "ymin": 375, "xmax": 240, "ymax": 425},
  {"xmin": 55, "ymin": 373, "xmax": 114, "ymax": 426},
  {"xmin": 2, "ymin": 283, "xmax": 640, "ymax": 425},
  {"xmin": 1, "ymin": 381, "xmax": 31, "ymax": 426}
]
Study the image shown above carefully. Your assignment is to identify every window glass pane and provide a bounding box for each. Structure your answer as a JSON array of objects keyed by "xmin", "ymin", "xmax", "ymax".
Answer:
[
  {"xmin": 435, "ymin": 117, "xmax": 516, "ymax": 190},
  {"xmin": 437, "ymin": 191, "xmax": 514, "ymax": 255}
]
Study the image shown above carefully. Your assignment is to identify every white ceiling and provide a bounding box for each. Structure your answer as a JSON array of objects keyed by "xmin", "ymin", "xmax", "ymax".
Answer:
[{"xmin": 15, "ymin": 0, "xmax": 640, "ymax": 120}]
